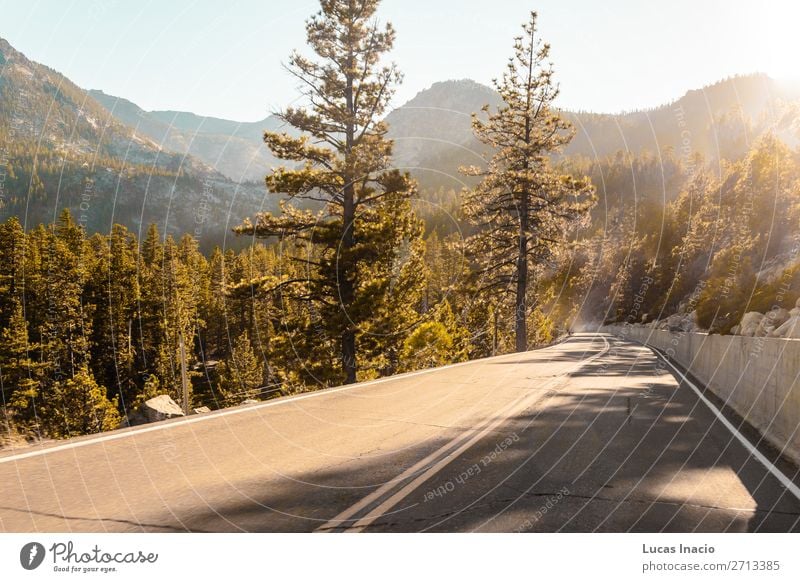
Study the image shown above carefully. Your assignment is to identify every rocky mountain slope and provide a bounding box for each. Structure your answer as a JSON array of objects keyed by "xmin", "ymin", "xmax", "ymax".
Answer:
[
  {"xmin": 384, "ymin": 75, "xmax": 800, "ymax": 192},
  {"xmin": 0, "ymin": 37, "xmax": 270, "ymax": 249},
  {"xmin": 4, "ymin": 32, "xmax": 800, "ymax": 247},
  {"xmin": 88, "ymin": 68, "xmax": 800, "ymax": 197},
  {"xmin": 89, "ymin": 90, "xmax": 285, "ymax": 183}
]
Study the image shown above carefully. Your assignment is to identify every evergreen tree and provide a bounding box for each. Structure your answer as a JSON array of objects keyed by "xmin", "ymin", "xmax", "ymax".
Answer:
[
  {"xmin": 136, "ymin": 223, "xmax": 164, "ymax": 380},
  {"xmin": 400, "ymin": 300, "xmax": 469, "ymax": 371},
  {"xmin": 217, "ymin": 331, "xmax": 264, "ymax": 404},
  {"xmin": 201, "ymin": 246, "xmax": 228, "ymax": 358},
  {"xmin": 153, "ymin": 235, "xmax": 199, "ymax": 404},
  {"xmin": 400, "ymin": 322, "xmax": 453, "ymax": 372},
  {"xmin": 0, "ymin": 216, "xmax": 26, "ymax": 323},
  {"xmin": 461, "ymin": 12, "xmax": 595, "ymax": 352},
  {"xmin": 87, "ymin": 225, "xmax": 140, "ymax": 413},
  {"xmin": 48, "ymin": 366, "xmax": 120, "ymax": 437},
  {"xmin": 39, "ymin": 209, "xmax": 94, "ymax": 378},
  {"xmin": 236, "ymin": 0, "xmax": 424, "ymax": 385},
  {"xmin": 1, "ymin": 300, "xmax": 44, "ymax": 434}
]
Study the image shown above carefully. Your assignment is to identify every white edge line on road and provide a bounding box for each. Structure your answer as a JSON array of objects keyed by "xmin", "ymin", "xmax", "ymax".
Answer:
[
  {"xmin": 0, "ymin": 346, "xmax": 550, "ymax": 466},
  {"xmin": 651, "ymin": 345, "xmax": 800, "ymax": 503}
]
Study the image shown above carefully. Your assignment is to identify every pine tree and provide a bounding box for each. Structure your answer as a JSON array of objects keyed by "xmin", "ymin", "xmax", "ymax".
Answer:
[
  {"xmin": 48, "ymin": 366, "xmax": 120, "ymax": 437},
  {"xmin": 153, "ymin": 235, "xmax": 199, "ymax": 404},
  {"xmin": 201, "ymin": 246, "xmax": 227, "ymax": 358},
  {"xmin": 0, "ymin": 216, "xmax": 26, "ymax": 323},
  {"xmin": 236, "ymin": 0, "xmax": 424, "ymax": 385},
  {"xmin": 217, "ymin": 331, "xmax": 264, "ymax": 404},
  {"xmin": 400, "ymin": 300, "xmax": 469, "ymax": 372},
  {"xmin": 86, "ymin": 225, "xmax": 139, "ymax": 414},
  {"xmin": 136, "ymin": 223, "xmax": 164, "ymax": 380},
  {"xmin": 356, "ymin": 197, "xmax": 427, "ymax": 378},
  {"xmin": 1, "ymin": 300, "xmax": 44, "ymax": 434},
  {"xmin": 39, "ymin": 209, "xmax": 94, "ymax": 377},
  {"xmin": 400, "ymin": 322, "xmax": 453, "ymax": 372},
  {"xmin": 461, "ymin": 12, "xmax": 595, "ymax": 352}
]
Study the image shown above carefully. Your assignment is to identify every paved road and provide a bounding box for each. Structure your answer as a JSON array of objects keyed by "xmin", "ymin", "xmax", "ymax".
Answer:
[{"xmin": 1, "ymin": 333, "xmax": 799, "ymax": 532}]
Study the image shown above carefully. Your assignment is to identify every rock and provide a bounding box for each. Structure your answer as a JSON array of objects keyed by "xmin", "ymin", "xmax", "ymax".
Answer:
[
  {"xmin": 683, "ymin": 311, "xmax": 699, "ymax": 332},
  {"xmin": 193, "ymin": 406, "xmax": 211, "ymax": 415},
  {"xmin": 771, "ymin": 316, "xmax": 800, "ymax": 339},
  {"xmin": 790, "ymin": 298, "xmax": 800, "ymax": 317},
  {"xmin": 738, "ymin": 312, "xmax": 764, "ymax": 337},
  {"xmin": 659, "ymin": 312, "xmax": 698, "ymax": 333},
  {"xmin": 730, "ymin": 324, "xmax": 741, "ymax": 335},
  {"xmin": 241, "ymin": 399, "xmax": 259, "ymax": 405},
  {"xmin": 756, "ymin": 307, "xmax": 790, "ymax": 336},
  {"xmin": 665, "ymin": 314, "xmax": 684, "ymax": 331},
  {"xmin": 127, "ymin": 395, "xmax": 185, "ymax": 426}
]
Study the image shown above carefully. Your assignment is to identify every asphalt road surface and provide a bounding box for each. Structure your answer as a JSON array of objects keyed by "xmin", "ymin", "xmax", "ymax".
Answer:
[{"xmin": 1, "ymin": 333, "xmax": 799, "ymax": 532}]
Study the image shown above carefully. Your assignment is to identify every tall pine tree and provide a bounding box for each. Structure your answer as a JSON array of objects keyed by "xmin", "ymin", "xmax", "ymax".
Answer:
[
  {"xmin": 237, "ymin": 0, "xmax": 424, "ymax": 385},
  {"xmin": 461, "ymin": 12, "xmax": 595, "ymax": 352}
]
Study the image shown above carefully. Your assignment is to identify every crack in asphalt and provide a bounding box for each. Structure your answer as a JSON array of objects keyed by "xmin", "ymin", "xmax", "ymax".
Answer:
[{"xmin": 0, "ymin": 505, "xmax": 205, "ymax": 532}]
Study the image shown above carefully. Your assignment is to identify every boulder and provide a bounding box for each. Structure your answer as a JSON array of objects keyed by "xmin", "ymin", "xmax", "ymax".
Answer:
[
  {"xmin": 771, "ymin": 316, "xmax": 800, "ymax": 339},
  {"xmin": 684, "ymin": 311, "xmax": 700, "ymax": 332},
  {"xmin": 241, "ymin": 399, "xmax": 259, "ymax": 405},
  {"xmin": 660, "ymin": 312, "xmax": 698, "ymax": 332},
  {"xmin": 193, "ymin": 406, "xmax": 211, "ymax": 415},
  {"xmin": 756, "ymin": 307, "xmax": 790, "ymax": 337},
  {"xmin": 738, "ymin": 312, "xmax": 764, "ymax": 337},
  {"xmin": 127, "ymin": 395, "xmax": 185, "ymax": 426},
  {"xmin": 665, "ymin": 314, "xmax": 684, "ymax": 331},
  {"xmin": 790, "ymin": 298, "xmax": 800, "ymax": 318}
]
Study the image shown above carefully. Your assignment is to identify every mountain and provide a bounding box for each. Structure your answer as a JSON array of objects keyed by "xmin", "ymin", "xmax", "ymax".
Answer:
[
  {"xmin": 564, "ymin": 73, "xmax": 800, "ymax": 160},
  {"xmin": 384, "ymin": 79, "xmax": 500, "ymax": 190},
  {"xmin": 5, "ymin": 31, "xmax": 800, "ymax": 246},
  {"xmin": 89, "ymin": 90, "xmax": 285, "ymax": 182},
  {"xmin": 0, "ymin": 37, "xmax": 270, "ymax": 249},
  {"xmin": 383, "ymin": 74, "xmax": 800, "ymax": 192},
  {"xmin": 89, "ymin": 72, "xmax": 800, "ymax": 197}
]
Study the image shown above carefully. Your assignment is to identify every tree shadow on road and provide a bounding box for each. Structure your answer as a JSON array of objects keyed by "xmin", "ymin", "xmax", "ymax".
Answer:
[
  {"xmin": 134, "ymin": 337, "xmax": 800, "ymax": 533},
  {"xmin": 11, "ymin": 335, "xmax": 797, "ymax": 533}
]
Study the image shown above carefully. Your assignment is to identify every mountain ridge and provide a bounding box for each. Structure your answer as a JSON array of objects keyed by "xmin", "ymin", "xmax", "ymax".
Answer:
[
  {"xmin": 4, "ymin": 33, "xmax": 800, "ymax": 245},
  {"xmin": 0, "ymin": 36, "xmax": 270, "ymax": 249},
  {"xmin": 89, "ymin": 72, "xmax": 800, "ymax": 191},
  {"xmin": 88, "ymin": 89, "xmax": 284, "ymax": 183}
]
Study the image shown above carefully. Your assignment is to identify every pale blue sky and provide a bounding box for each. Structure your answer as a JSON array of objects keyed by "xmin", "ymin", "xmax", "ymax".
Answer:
[{"xmin": 1, "ymin": 0, "xmax": 797, "ymax": 120}]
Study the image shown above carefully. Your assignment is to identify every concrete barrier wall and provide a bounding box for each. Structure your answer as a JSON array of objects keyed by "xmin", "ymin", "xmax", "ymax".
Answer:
[{"xmin": 603, "ymin": 325, "xmax": 800, "ymax": 465}]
